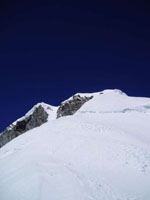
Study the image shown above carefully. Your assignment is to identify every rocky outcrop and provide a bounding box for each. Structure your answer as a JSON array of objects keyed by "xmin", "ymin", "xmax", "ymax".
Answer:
[
  {"xmin": 57, "ymin": 95, "xmax": 93, "ymax": 118},
  {"xmin": 0, "ymin": 95, "xmax": 93, "ymax": 148},
  {"xmin": 0, "ymin": 105, "xmax": 49, "ymax": 148}
]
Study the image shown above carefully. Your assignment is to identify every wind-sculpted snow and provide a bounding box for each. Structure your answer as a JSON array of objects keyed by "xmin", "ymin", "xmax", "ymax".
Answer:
[{"xmin": 0, "ymin": 89, "xmax": 150, "ymax": 200}]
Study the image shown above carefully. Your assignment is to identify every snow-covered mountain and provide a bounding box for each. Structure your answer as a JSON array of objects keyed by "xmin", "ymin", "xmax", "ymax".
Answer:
[{"xmin": 0, "ymin": 89, "xmax": 150, "ymax": 200}]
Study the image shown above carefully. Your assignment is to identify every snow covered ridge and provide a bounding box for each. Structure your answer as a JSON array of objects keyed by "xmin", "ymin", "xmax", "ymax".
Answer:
[
  {"xmin": 0, "ymin": 89, "xmax": 150, "ymax": 200},
  {"xmin": 1, "ymin": 88, "xmax": 150, "ymax": 149}
]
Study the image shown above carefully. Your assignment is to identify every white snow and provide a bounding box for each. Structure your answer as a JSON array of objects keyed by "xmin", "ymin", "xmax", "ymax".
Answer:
[{"xmin": 0, "ymin": 89, "xmax": 150, "ymax": 200}]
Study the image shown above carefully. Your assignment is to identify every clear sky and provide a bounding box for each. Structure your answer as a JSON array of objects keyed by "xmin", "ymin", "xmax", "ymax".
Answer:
[{"xmin": 0, "ymin": 0, "xmax": 150, "ymax": 131}]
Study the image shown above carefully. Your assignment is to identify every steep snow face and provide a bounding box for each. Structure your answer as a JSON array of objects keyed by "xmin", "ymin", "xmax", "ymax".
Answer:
[{"xmin": 0, "ymin": 90, "xmax": 150, "ymax": 200}]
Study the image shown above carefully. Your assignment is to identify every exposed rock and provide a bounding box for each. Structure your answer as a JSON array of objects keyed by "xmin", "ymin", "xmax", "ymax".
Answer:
[
  {"xmin": 0, "ymin": 95, "xmax": 93, "ymax": 148},
  {"xmin": 57, "ymin": 95, "xmax": 93, "ymax": 118},
  {"xmin": 0, "ymin": 105, "xmax": 48, "ymax": 148}
]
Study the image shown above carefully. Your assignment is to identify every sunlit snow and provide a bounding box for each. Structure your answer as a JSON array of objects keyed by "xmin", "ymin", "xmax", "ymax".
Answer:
[{"xmin": 0, "ymin": 89, "xmax": 150, "ymax": 200}]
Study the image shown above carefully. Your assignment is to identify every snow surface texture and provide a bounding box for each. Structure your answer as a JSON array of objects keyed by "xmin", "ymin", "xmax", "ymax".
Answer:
[{"xmin": 0, "ymin": 89, "xmax": 150, "ymax": 200}]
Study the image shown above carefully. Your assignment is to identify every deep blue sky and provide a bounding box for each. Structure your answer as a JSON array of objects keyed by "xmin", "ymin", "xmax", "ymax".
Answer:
[{"xmin": 0, "ymin": 0, "xmax": 150, "ymax": 131}]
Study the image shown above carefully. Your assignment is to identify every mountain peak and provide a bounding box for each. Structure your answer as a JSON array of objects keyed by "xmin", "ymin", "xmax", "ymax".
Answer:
[
  {"xmin": 99, "ymin": 89, "xmax": 127, "ymax": 96},
  {"xmin": 24, "ymin": 102, "xmax": 57, "ymax": 121},
  {"xmin": 0, "ymin": 90, "xmax": 150, "ymax": 200},
  {"xmin": 1, "ymin": 89, "xmax": 150, "ymax": 148}
]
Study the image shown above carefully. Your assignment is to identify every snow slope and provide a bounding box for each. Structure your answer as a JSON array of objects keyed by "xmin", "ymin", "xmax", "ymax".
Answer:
[{"xmin": 0, "ymin": 89, "xmax": 150, "ymax": 200}]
